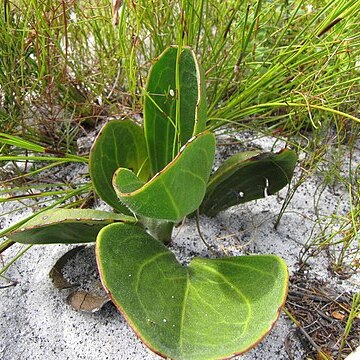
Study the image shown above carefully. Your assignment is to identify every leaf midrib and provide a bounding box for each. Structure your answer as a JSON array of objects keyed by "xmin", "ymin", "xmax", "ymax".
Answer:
[
  {"xmin": 177, "ymin": 262, "xmax": 253, "ymax": 357},
  {"xmin": 191, "ymin": 262, "xmax": 252, "ymax": 334}
]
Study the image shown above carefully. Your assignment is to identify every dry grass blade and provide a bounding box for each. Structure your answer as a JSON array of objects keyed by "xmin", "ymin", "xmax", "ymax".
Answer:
[
  {"xmin": 111, "ymin": 0, "xmax": 123, "ymax": 25},
  {"xmin": 285, "ymin": 270, "xmax": 359, "ymax": 359}
]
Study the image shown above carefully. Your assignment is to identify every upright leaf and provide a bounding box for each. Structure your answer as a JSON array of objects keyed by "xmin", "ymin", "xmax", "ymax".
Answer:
[
  {"xmin": 89, "ymin": 120, "xmax": 149, "ymax": 213},
  {"xmin": 97, "ymin": 223, "xmax": 288, "ymax": 360},
  {"xmin": 144, "ymin": 46, "xmax": 207, "ymax": 175},
  {"xmin": 200, "ymin": 149, "xmax": 297, "ymax": 216},
  {"xmin": 113, "ymin": 132, "xmax": 215, "ymax": 222},
  {"xmin": 8, "ymin": 208, "xmax": 135, "ymax": 244}
]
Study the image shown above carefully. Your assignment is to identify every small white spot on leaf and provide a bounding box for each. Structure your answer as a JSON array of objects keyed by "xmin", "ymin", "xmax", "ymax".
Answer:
[
  {"xmin": 179, "ymin": 144, "xmax": 187, "ymax": 153},
  {"xmin": 264, "ymin": 177, "xmax": 270, "ymax": 197}
]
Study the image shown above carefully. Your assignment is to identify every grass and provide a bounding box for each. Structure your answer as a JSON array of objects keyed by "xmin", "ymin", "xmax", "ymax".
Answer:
[
  {"xmin": 338, "ymin": 292, "xmax": 360, "ymax": 359},
  {"xmin": 300, "ymin": 155, "xmax": 359, "ymax": 272},
  {"xmin": 0, "ymin": 0, "xmax": 359, "ymax": 357},
  {"xmin": 1, "ymin": 0, "xmax": 359, "ymax": 135}
]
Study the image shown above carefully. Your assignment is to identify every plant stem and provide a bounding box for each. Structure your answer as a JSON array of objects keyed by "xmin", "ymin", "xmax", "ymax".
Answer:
[
  {"xmin": 140, "ymin": 216, "xmax": 174, "ymax": 244},
  {"xmin": 0, "ymin": 244, "xmax": 33, "ymax": 276},
  {"xmin": 0, "ymin": 239, "xmax": 14, "ymax": 254}
]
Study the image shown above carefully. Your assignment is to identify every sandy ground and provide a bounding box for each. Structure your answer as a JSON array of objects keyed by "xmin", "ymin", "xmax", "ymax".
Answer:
[{"xmin": 1, "ymin": 130, "xmax": 358, "ymax": 359}]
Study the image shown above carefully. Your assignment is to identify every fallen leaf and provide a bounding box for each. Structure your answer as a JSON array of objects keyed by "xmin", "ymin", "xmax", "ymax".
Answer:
[
  {"xmin": 49, "ymin": 246, "xmax": 85, "ymax": 289},
  {"xmin": 67, "ymin": 290, "xmax": 109, "ymax": 313},
  {"xmin": 331, "ymin": 310, "xmax": 345, "ymax": 321}
]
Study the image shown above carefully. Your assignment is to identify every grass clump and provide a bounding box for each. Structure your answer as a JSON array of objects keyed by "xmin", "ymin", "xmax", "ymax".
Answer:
[{"xmin": 0, "ymin": 0, "xmax": 359, "ymax": 136}]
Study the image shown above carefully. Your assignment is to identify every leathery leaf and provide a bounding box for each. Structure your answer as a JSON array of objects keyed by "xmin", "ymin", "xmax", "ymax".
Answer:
[
  {"xmin": 96, "ymin": 223, "xmax": 288, "ymax": 360},
  {"xmin": 8, "ymin": 208, "xmax": 135, "ymax": 244},
  {"xmin": 113, "ymin": 132, "xmax": 215, "ymax": 222},
  {"xmin": 89, "ymin": 120, "xmax": 149, "ymax": 214},
  {"xmin": 144, "ymin": 46, "xmax": 207, "ymax": 176},
  {"xmin": 200, "ymin": 149, "xmax": 297, "ymax": 216}
]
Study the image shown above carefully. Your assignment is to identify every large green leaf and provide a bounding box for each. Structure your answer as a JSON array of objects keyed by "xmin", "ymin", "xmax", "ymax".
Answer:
[
  {"xmin": 113, "ymin": 132, "xmax": 215, "ymax": 222},
  {"xmin": 8, "ymin": 208, "xmax": 135, "ymax": 244},
  {"xmin": 89, "ymin": 120, "xmax": 149, "ymax": 214},
  {"xmin": 96, "ymin": 223, "xmax": 288, "ymax": 360},
  {"xmin": 144, "ymin": 46, "xmax": 207, "ymax": 176},
  {"xmin": 200, "ymin": 149, "xmax": 297, "ymax": 216}
]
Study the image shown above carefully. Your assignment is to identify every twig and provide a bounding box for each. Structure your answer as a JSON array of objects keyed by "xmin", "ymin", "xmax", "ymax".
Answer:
[{"xmin": 284, "ymin": 307, "xmax": 332, "ymax": 360}]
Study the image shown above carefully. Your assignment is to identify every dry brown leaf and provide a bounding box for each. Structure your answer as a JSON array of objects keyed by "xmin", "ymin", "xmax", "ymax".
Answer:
[
  {"xmin": 67, "ymin": 290, "xmax": 109, "ymax": 313},
  {"xmin": 49, "ymin": 246, "xmax": 85, "ymax": 289},
  {"xmin": 331, "ymin": 310, "xmax": 345, "ymax": 321}
]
